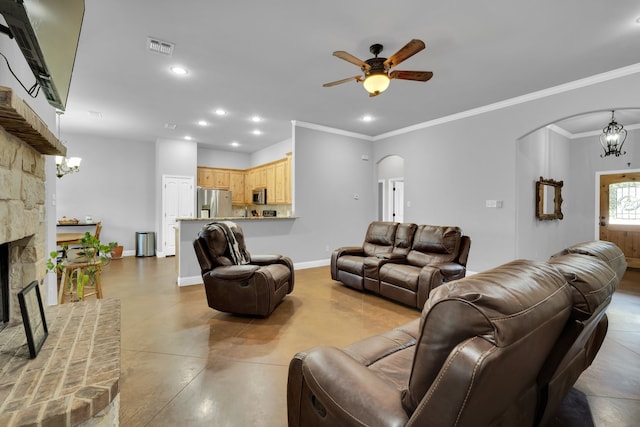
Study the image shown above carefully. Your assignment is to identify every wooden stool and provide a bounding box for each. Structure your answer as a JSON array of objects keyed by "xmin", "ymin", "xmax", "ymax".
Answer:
[{"xmin": 58, "ymin": 260, "xmax": 103, "ymax": 304}]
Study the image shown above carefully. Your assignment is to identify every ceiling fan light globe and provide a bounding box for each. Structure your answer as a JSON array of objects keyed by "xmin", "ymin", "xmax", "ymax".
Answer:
[{"xmin": 363, "ymin": 74, "xmax": 390, "ymax": 94}]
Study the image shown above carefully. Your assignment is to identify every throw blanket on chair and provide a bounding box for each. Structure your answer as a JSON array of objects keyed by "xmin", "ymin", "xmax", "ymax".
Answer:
[{"xmin": 207, "ymin": 221, "xmax": 251, "ymax": 265}]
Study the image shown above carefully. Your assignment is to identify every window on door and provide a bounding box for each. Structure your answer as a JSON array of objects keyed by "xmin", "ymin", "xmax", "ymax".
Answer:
[{"xmin": 608, "ymin": 181, "xmax": 640, "ymax": 225}]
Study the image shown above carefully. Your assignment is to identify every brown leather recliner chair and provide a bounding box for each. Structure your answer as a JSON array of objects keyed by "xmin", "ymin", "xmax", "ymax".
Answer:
[
  {"xmin": 537, "ymin": 241, "xmax": 625, "ymax": 426},
  {"xmin": 288, "ymin": 259, "xmax": 575, "ymax": 426},
  {"xmin": 193, "ymin": 221, "xmax": 294, "ymax": 316}
]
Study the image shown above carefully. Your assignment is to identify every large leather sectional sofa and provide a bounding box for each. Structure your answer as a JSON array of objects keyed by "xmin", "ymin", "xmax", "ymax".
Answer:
[
  {"xmin": 331, "ymin": 221, "xmax": 471, "ymax": 309},
  {"xmin": 289, "ymin": 240, "xmax": 626, "ymax": 427}
]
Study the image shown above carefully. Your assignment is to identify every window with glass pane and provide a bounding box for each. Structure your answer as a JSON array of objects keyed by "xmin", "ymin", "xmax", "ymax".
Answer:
[{"xmin": 609, "ymin": 182, "xmax": 640, "ymax": 224}]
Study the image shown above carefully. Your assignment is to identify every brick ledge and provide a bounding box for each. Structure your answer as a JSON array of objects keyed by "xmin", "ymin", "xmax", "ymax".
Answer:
[{"xmin": 0, "ymin": 299, "xmax": 120, "ymax": 426}]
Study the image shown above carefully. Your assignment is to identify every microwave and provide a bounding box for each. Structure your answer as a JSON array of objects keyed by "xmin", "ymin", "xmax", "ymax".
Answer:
[{"xmin": 252, "ymin": 188, "xmax": 267, "ymax": 204}]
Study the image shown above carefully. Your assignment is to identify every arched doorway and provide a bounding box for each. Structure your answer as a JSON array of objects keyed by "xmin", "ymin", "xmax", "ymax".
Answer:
[{"xmin": 377, "ymin": 155, "xmax": 405, "ymax": 222}]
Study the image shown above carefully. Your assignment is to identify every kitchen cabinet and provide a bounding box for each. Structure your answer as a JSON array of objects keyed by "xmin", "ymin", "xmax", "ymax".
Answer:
[
  {"xmin": 197, "ymin": 168, "xmax": 214, "ymax": 188},
  {"xmin": 230, "ymin": 171, "xmax": 245, "ymax": 204},
  {"xmin": 254, "ymin": 167, "xmax": 267, "ymax": 189},
  {"xmin": 244, "ymin": 170, "xmax": 255, "ymax": 204},
  {"xmin": 265, "ymin": 164, "xmax": 276, "ymax": 203},
  {"xmin": 274, "ymin": 160, "xmax": 286, "ymax": 203},
  {"xmin": 197, "ymin": 167, "xmax": 230, "ymax": 189},
  {"xmin": 212, "ymin": 169, "xmax": 230, "ymax": 188},
  {"xmin": 198, "ymin": 153, "xmax": 292, "ymax": 206}
]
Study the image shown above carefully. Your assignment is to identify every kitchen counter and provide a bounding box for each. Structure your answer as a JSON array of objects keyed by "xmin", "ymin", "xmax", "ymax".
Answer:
[
  {"xmin": 175, "ymin": 216, "xmax": 298, "ymax": 286},
  {"xmin": 178, "ymin": 216, "xmax": 298, "ymax": 221}
]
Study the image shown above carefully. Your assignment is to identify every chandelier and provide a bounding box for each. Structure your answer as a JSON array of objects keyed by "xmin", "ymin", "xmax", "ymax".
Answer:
[
  {"xmin": 55, "ymin": 156, "xmax": 82, "ymax": 178},
  {"xmin": 600, "ymin": 110, "xmax": 627, "ymax": 158}
]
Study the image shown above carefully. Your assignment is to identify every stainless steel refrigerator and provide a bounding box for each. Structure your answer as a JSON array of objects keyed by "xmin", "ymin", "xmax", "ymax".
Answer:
[{"xmin": 197, "ymin": 188, "xmax": 232, "ymax": 218}]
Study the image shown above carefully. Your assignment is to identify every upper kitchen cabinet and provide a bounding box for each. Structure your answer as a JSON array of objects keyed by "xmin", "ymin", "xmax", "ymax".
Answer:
[
  {"xmin": 230, "ymin": 171, "xmax": 245, "ymax": 204},
  {"xmin": 198, "ymin": 153, "xmax": 292, "ymax": 205},
  {"xmin": 197, "ymin": 167, "xmax": 230, "ymax": 189},
  {"xmin": 197, "ymin": 168, "xmax": 215, "ymax": 188}
]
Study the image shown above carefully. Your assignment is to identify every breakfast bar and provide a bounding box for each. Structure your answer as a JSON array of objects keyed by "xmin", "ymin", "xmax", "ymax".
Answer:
[{"xmin": 175, "ymin": 217, "xmax": 297, "ymax": 286}]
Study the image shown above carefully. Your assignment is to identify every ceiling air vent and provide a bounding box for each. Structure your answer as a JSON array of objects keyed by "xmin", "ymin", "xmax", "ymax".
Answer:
[{"xmin": 147, "ymin": 37, "xmax": 174, "ymax": 56}]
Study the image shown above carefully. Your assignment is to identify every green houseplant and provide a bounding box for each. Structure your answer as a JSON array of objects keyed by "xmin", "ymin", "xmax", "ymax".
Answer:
[{"xmin": 47, "ymin": 232, "xmax": 116, "ymax": 301}]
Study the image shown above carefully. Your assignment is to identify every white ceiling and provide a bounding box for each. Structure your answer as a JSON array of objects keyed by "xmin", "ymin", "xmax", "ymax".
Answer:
[{"xmin": 58, "ymin": 0, "xmax": 640, "ymax": 152}]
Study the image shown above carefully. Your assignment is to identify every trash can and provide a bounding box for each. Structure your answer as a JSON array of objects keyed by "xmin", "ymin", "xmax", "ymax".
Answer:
[{"xmin": 136, "ymin": 232, "xmax": 156, "ymax": 257}]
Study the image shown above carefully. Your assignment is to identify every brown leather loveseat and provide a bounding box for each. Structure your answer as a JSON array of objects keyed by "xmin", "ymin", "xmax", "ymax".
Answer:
[
  {"xmin": 290, "ymin": 241, "xmax": 624, "ymax": 427},
  {"xmin": 331, "ymin": 221, "xmax": 471, "ymax": 308}
]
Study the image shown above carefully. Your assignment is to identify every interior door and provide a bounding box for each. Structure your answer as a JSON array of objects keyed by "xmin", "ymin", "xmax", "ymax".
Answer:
[
  {"xmin": 391, "ymin": 179, "xmax": 404, "ymax": 223},
  {"xmin": 599, "ymin": 172, "xmax": 640, "ymax": 268},
  {"xmin": 162, "ymin": 175, "xmax": 194, "ymax": 257}
]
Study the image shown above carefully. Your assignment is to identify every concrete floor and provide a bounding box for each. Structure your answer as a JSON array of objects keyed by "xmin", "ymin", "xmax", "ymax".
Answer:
[{"xmin": 100, "ymin": 257, "xmax": 640, "ymax": 426}]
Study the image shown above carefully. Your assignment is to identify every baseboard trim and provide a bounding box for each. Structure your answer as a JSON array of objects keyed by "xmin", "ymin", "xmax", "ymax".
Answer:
[
  {"xmin": 294, "ymin": 259, "xmax": 330, "ymax": 270},
  {"xmin": 178, "ymin": 276, "xmax": 203, "ymax": 287}
]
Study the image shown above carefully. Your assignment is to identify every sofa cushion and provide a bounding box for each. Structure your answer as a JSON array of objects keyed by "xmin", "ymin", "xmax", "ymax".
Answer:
[
  {"xmin": 363, "ymin": 221, "xmax": 398, "ymax": 256},
  {"xmin": 401, "ymin": 259, "xmax": 572, "ymax": 413},
  {"xmin": 548, "ymin": 253, "xmax": 617, "ymax": 320},
  {"xmin": 392, "ymin": 223, "xmax": 417, "ymax": 257},
  {"xmin": 406, "ymin": 225, "xmax": 461, "ymax": 266},
  {"xmin": 336, "ymin": 255, "xmax": 367, "ymax": 276},
  {"xmin": 550, "ymin": 240, "xmax": 627, "ymax": 282}
]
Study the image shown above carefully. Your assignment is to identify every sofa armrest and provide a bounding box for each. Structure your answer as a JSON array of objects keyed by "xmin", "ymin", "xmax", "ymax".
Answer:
[
  {"xmin": 208, "ymin": 264, "xmax": 260, "ymax": 281},
  {"xmin": 417, "ymin": 265, "xmax": 443, "ymax": 308},
  {"xmin": 250, "ymin": 254, "xmax": 284, "ymax": 265},
  {"xmin": 335, "ymin": 246, "xmax": 365, "ymax": 257},
  {"xmin": 288, "ymin": 347, "xmax": 409, "ymax": 427},
  {"xmin": 431, "ymin": 261, "xmax": 466, "ymax": 282},
  {"xmin": 331, "ymin": 246, "xmax": 365, "ymax": 279}
]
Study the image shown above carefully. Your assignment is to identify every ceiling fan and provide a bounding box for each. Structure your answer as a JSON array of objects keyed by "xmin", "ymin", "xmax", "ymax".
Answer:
[{"xmin": 323, "ymin": 39, "xmax": 433, "ymax": 97}]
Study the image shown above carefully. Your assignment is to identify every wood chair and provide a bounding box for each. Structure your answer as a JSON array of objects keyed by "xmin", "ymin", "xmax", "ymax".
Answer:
[{"xmin": 57, "ymin": 258, "xmax": 103, "ymax": 304}]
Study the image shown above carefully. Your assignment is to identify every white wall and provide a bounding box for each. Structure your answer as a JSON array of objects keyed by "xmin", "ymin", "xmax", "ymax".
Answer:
[
  {"xmin": 197, "ymin": 147, "xmax": 251, "ymax": 170},
  {"xmin": 56, "ymin": 134, "xmax": 156, "ymax": 252},
  {"xmin": 373, "ymin": 71, "xmax": 640, "ymax": 272},
  {"xmin": 155, "ymin": 138, "xmax": 197, "ymax": 255},
  {"xmin": 250, "ymin": 138, "xmax": 292, "ymax": 166},
  {"xmin": 516, "ymin": 127, "xmax": 572, "ymax": 261}
]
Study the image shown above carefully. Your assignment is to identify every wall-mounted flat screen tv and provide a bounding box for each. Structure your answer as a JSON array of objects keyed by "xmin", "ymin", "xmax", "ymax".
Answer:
[{"xmin": 0, "ymin": 0, "xmax": 85, "ymax": 110}]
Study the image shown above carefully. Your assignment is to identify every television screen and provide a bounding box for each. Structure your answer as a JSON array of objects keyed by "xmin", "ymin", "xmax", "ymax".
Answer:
[{"xmin": 0, "ymin": 0, "xmax": 85, "ymax": 110}]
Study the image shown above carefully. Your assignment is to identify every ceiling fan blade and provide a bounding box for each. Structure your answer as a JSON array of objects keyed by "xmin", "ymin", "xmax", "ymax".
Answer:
[
  {"xmin": 384, "ymin": 39, "xmax": 425, "ymax": 68},
  {"xmin": 323, "ymin": 75, "xmax": 362, "ymax": 87},
  {"xmin": 390, "ymin": 70, "xmax": 433, "ymax": 82},
  {"xmin": 333, "ymin": 51, "xmax": 370, "ymax": 69}
]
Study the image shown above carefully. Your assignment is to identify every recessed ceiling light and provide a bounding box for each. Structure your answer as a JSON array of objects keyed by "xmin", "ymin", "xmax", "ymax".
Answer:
[
  {"xmin": 170, "ymin": 66, "xmax": 188, "ymax": 75},
  {"xmin": 197, "ymin": 120, "xmax": 208, "ymax": 126},
  {"xmin": 252, "ymin": 130, "xmax": 262, "ymax": 135},
  {"xmin": 636, "ymin": 16, "xmax": 640, "ymax": 24},
  {"xmin": 184, "ymin": 135, "xmax": 192, "ymax": 140},
  {"xmin": 362, "ymin": 115, "xmax": 373, "ymax": 122},
  {"xmin": 230, "ymin": 141, "xmax": 240, "ymax": 147},
  {"xmin": 215, "ymin": 109, "xmax": 227, "ymax": 116},
  {"xmin": 251, "ymin": 116, "xmax": 262, "ymax": 122}
]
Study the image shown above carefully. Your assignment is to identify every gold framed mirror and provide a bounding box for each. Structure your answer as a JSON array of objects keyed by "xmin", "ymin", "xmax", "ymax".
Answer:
[{"xmin": 536, "ymin": 177, "xmax": 564, "ymax": 220}]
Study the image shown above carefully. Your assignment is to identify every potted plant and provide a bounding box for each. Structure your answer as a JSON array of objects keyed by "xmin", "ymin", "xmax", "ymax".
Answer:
[
  {"xmin": 47, "ymin": 232, "xmax": 114, "ymax": 301},
  {"xmin": 110, "ymin": 243, "xmax": 123, "ymax": 259}
]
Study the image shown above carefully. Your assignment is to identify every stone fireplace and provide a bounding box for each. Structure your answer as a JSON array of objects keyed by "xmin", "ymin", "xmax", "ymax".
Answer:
[
  {"xmin": 0, "ymin": 125, "xmax": 48, "ymax": 329},
  {"xmin": 0, "ymin": 86, "xmax": 66, "ymax": 330}
]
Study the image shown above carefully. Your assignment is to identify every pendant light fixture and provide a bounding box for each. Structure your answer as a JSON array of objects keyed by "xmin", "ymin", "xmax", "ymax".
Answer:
[
  {"xmin": 55, "ymin": 111, "xmax": 82, "ymax": 178},
  {"xmin": 600, "ymin": 110, "xmax": 627, "ymax": 158}
]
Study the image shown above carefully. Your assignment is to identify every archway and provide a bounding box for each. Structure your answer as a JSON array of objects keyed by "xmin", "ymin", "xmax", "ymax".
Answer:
[{"xmin": 515, "ymin": 108, "xmax": 640, "ymax": 261}]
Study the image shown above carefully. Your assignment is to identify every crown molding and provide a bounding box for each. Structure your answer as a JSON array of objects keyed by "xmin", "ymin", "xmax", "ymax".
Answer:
[{"xmin": 294, "ymin": 63, "xmax": 640, "ymax": 142}]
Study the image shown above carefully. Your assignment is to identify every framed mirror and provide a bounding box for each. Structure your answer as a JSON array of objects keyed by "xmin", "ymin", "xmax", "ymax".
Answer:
[{"xmin": 536, "ymin": 177, "xmax": 563, "ymax": 220}]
